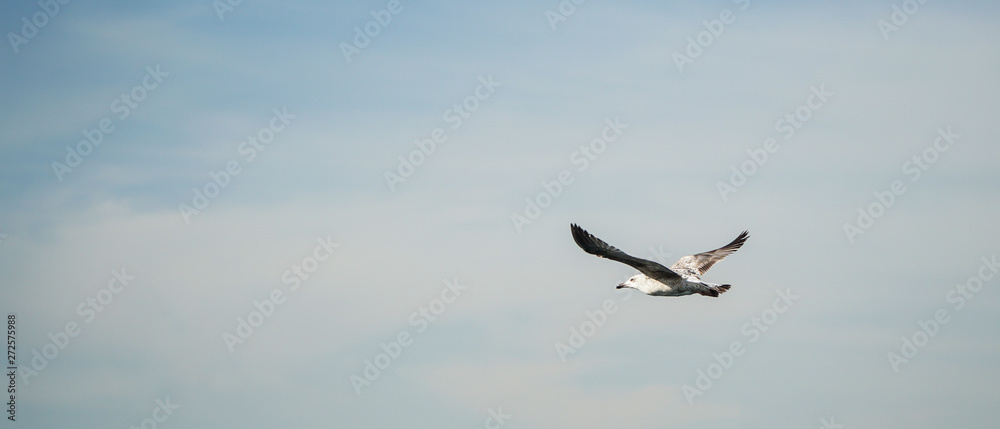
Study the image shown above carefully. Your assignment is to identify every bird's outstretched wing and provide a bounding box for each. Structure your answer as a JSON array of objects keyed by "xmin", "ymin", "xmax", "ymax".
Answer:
[
  {"xmin": 571, "ymin": 224, "xmax": 680, "ymax": 279},
  {"xmin": 671, "ymin": 230, "xmax": 749, "ymax": 277}
]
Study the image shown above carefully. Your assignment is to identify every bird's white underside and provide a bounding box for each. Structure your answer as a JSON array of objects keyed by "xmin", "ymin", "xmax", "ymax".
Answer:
[{"xmin": 620, "ymin": 274, "xmax": 719, "ymax": 297}]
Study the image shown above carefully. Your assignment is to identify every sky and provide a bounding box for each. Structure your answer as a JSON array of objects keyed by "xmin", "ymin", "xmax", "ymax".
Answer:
[{"xmin": 1, "ymin": 0, "xmax": 999, "ymax": 427}]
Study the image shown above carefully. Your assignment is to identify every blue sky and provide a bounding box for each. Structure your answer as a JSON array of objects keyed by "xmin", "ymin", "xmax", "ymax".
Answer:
[{"xmin": 2, "ymin": 0, "xmax": 999, "ymax": 428}]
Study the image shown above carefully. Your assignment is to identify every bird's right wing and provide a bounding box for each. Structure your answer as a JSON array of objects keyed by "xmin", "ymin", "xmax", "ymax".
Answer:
[
  {"xmin": 671, "ymin": 230, "xmax": 749, "ymax": 277},
  {"xmin": 571, "ymin": 224, "xmax": 680, "ymax": 279}
]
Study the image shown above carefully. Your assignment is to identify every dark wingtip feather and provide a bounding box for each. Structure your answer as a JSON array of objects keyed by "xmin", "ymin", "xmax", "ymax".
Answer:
[
  {"xmin": 570, "ymin": 223, "xmax": 590, "ymax": 250},
  {"xmin": 725, "ymin": 230, "xmax": 750, "ymax": 250},
  {"xmin": 570, "ymin": 224, "xmax": 621, "ymax": 261}
]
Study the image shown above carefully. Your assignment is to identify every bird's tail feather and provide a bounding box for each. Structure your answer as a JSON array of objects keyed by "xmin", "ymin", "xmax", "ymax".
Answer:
[{"xmin": 699, "ymin": 284, "xmax": 731, "ymax": 297}]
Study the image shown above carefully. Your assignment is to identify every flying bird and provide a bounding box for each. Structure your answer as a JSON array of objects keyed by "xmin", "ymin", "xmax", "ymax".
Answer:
[{"xmin": 570, "ymin": 223, "xmax": 748, "ymax": 297}]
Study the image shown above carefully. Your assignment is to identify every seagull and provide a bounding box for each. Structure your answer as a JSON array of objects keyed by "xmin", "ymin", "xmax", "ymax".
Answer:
[{"xmin": 570, "ymin": 224, "xmax": 748, "ymax": 297}]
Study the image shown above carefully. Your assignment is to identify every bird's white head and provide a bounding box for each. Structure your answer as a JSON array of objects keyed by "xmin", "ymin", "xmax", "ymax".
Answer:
[{"xmin": 617, "ymin": 274, "xmax": 647, "ymax": 291}]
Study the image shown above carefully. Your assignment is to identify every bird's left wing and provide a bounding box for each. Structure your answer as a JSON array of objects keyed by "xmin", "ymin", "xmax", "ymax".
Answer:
[{"xmin": 571, "ymin": 224, "xmax": 680, "ymax": 279}]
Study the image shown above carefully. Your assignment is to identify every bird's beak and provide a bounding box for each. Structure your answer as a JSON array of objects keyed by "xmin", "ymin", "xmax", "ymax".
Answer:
[{"xmin": 616, "ymin": 284, "xmax": 626, "ymax": 289}]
